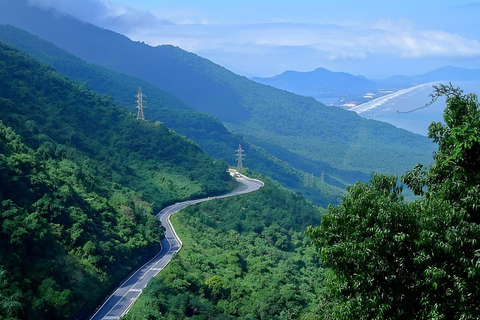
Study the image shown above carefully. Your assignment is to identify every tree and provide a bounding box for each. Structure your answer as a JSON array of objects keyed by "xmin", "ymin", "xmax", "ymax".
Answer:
[
  {"xmin": 0, "ymin": 268, "xmax": 23, "ymax": 319},
  {"xmin": 406, "ymin": 84, "xmax": 480, "ymax": 319},
  {"xmin": 307, "ymin": 84, "xmax": 480, "ymax": 320}
]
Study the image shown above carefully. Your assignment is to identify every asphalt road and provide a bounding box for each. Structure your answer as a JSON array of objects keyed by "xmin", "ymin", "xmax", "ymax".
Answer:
[{"xmin": 88, "ymin": 171, "xmax": 264, "ymax": 320}]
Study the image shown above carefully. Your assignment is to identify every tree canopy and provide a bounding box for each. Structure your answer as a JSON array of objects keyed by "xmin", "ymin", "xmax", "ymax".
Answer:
[
  {"xmin": 307, "ymin": 84, "xmax": 480, "ymax": 319},
  {"xmin": 125, "ymin": 176, "xmax": 326, "ymax": 320},
  {"xmin": 0, "ymin": 41, "xmax": 233, "ymax": 319}
]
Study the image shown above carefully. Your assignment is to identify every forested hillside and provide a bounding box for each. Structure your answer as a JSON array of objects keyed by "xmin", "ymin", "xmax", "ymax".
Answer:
[
  {"xmin": 0, "ymin": 42, "xmax": 233, "ymax": 319},
  {"xmin": 0, "ymin": 24, "xmax": 347, "ymax": 207},
  {"xmin": 0, "ymin": 0, "xmax": 436, "ymax": 188},
  {"xmin": 125, "ymin": 175, "xmax": 326, "ymax": 319}
]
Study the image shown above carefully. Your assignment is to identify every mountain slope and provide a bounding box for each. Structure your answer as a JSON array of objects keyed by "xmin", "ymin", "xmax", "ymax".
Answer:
[
  {"xmin": 0, "ymin": 24, "xmax": 348, "ymax": 207},
  {"xmin": 0, "ymin": 0, "xmax": 436, "ymax": 185},
  {"xmin": 0, "ymin": 41, "xmax": 233, "ymax": 319}
]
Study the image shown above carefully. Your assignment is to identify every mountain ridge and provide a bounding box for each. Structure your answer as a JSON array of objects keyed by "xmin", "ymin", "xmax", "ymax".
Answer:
[
  {"xmin": 256, "ymin": 65, "xmax": 480, "ymax": 97},
  {"xmin": 381, "ymin": 65, "xmax": 480, "ymax": 86},
  {"xmin": 0, "ymin": 0, "xmax": 436, "ymax": 197},
  {"xmin": 0, "ymin": 24, "xmax": 348, "ymax": 207},
  {"xmin": 251, "ymin": 67, "xmax": 378, "ymax": 98}
]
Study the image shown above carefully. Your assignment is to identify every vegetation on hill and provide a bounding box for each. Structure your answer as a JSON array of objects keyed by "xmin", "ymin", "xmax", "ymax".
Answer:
[
  {"xmin": 65, "ymin": 29, "xmax": 435, "ymax": 177},
  {"xmin": 307, "ymin": 84, "xmax": 480, "ymax": 319},
  {"xmin": 125, "ymin": 175, "xmax": 326, "ymax": 320},
  {"xmin": 0, "ymin": 24, "xmax": 347, "ymax": 207},
  {"xmin": 0, "ymin": 1, "xmax": 436, "ymax": 195},
  {"xmin": 0, "ymin": 42, "xmax": 233, "ymax": 319}
]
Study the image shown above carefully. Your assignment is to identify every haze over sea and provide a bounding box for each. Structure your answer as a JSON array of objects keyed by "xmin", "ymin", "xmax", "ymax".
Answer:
[{"xmin": 351, "ymin": 81, "xmax": 480, "ymax": 136}]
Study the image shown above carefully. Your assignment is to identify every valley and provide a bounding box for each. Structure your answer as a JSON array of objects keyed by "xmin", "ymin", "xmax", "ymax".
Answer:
[
  {"xmin": 90, "ymin": 171, "xmax": 264, "ymax": 319},
  {"xmin": 0, "ymin": 0, "xmax": 437, "ymax": 196},
  {"xmin": 0, "ymin": 1, "xmax": 479, "ymax": 319}
]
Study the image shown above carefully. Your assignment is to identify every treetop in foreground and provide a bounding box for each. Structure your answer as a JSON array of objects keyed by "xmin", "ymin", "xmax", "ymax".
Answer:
[{"xmin": 307, "ymin": 83, "xmax": 480, "ymax": 320}]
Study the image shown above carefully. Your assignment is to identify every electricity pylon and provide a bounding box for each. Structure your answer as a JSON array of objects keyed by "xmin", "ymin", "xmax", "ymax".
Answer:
[
  {"xmin": 136, "ymin": 87, "xmax": 146, "ymax": 120},
  {"xmin": 235, "ymin": 144, "xmax": 245, "ymax": 168}
]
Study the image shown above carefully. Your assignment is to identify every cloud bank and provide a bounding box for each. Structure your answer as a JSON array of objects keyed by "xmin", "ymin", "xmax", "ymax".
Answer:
[
  {"xmin": 27, "ymin": 0, "xmax": 169, "ymax": 33},
  {"xmin": 26, "ymin": 0, "xmax": 480, "ymax": 77}
]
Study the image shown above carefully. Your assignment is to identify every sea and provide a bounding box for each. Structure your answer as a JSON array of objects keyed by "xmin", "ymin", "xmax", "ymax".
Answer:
[{"xmin": 348, "ymin": 81, "xmax": 480, "ymax": 136}]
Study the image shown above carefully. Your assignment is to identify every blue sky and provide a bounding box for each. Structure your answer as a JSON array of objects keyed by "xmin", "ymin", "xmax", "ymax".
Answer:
[{"xmin": 27, "ymin": 0, "xmax": 480, "ymax": 78}]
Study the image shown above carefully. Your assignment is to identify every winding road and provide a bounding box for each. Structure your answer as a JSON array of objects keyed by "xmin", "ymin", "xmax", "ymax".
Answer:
[{"xmin": 88, "ymin": 170, "xmax": 264, "ymax": 320}]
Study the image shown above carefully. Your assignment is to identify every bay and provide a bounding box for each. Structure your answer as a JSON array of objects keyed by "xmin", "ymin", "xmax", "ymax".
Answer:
[{"xmin": 350, "ymin": 81, "xmax": 480, "ymax": 136}]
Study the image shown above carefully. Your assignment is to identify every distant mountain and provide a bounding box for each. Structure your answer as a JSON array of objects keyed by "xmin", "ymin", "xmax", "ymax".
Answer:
[
  {"xmin": 420, "ymin": 66, "xmax": 480, "ymax": 81},
  {"xmin": 251, "ymin": 67, "xmax": 379, "ymax": 99},
  {"xmin": 380, "ymin": 66, "xmax": 480, "ymax": 87},
  {"xmin": 253, "ymin": 66, "xmax": 480, "ymax": 99},
  {"xmin": 0, "ymin": 0, "xmax": 436, "ymax": 191}
]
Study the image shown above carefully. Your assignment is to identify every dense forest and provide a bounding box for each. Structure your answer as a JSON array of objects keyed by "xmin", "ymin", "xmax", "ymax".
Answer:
[
  {"xmin": 125, "ymin": 175, "xmax": 326, "ymax": 320},
  {"xmin": 0, "ymin": 42, "xmax": 233, "ymax": 319}
]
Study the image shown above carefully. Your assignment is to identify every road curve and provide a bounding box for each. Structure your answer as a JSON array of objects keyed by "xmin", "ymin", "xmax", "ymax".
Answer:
[{"xmin": 88, "ymin": 170, "xmax": 264, "ymax": 320}]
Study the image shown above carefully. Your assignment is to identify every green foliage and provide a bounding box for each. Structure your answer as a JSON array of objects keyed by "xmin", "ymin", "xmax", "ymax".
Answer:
[
  {"xmin": 307, "ymin": 84, "xmax": 480, "ymax": 319},
  {"xmin": 125, "ymin": 178, "xmax": 326, "ymax": 320},
  {"xmin": 423, "ymin": 84, "xmax": 479, "ymax": 217},
  {"xmin": 0, "ymin": 24, "xmax": 347, "ymax": 207},
  {"xmin": 402, "ymin": 84, "xmax": 480, "ymax": 319},
  {"xmin": 307, "ymin": 175, "xmax": 420, "ymax": 319},
  {"xmin": 0, "ymin": 41, "xmax": 233, "ymax": 319}
]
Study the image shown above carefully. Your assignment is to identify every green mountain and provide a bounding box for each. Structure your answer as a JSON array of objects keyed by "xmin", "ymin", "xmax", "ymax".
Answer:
[
  {"xmin": 0, "ymin": 24, "xmax": 347, "ymax": 207},
  {"xmin": 0, "ymin": 0, "xmax": 437, "ymax": 190},
  {"xmin": 0, "ymin": 41, "xmax": 233, "ymax": 319}
]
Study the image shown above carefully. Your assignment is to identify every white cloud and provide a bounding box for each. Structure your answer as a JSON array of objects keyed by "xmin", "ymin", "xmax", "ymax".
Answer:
[
  {"xmin": 362, "ymin": 18, "xmax": 480, "ymax": 58},
  {"xmin": 24, "ymin": 0, "xmax": 480, "ymax": 76},
  {"xmin": 26, "ymin": 0, "xmax": 171, "ymax": 33},
  {"xmin": 28, "ymin": 0, "xmax": 113, "ymax": 25},
  {"xmin": 128, "ymin": 19, "xmax": 480, "ymax": 62}
]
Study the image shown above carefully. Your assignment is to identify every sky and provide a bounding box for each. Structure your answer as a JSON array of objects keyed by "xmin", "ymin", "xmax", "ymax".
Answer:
[{"xmin": 26, "ymin": 0, "xmax": 480, "ymax": 78}]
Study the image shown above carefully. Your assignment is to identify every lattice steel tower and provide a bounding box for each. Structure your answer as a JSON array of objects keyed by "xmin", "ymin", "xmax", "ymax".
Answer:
[
  {"xmin": 136, "ymin": 87, "xmax": 146, "ymax": 120},
  {"xmin": 235, "ymin": 144, "xmax": 245, "ymax": 168}
]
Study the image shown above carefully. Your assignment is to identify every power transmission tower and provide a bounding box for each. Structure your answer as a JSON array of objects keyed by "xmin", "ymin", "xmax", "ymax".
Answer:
[
  {"xmin": 321, "ymin": 171, "xmax": 325, "ymax": 183},
  {"xmin": 136, "ymin": 87, "xmax": 146, "ymax": 120},
  {"xmin": 235, "ymin": 144, "xmax": 245, "ymax": 168}
]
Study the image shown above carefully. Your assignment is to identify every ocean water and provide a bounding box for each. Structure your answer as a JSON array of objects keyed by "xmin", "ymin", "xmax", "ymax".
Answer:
[{"xmin": 350, "ymin": 81, "xmax": 480, "ymax": 136}]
